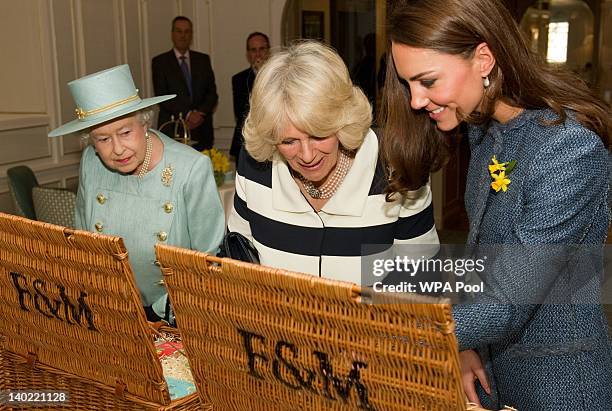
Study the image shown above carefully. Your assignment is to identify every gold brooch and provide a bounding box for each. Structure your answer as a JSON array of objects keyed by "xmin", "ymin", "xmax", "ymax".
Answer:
[
  {"xmin": 75, "ymin": 107, "xmax": 86, "ymax": 120},
  {"xmin": 161, "ymin": 165, "xmax": 174, "ymax": 187}
]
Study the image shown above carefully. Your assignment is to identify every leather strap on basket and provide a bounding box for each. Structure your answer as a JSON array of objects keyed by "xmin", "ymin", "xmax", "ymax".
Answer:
[
  {"xmin": 26, "ymin": 351, "xmax": 38, "ymax": 367},
  {"xmin": 114, "ymin": 379, "xmax": 127, "ymax": 398}
]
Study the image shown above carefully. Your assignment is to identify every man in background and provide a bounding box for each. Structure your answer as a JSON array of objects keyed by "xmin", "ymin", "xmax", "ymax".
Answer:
[
  {"xmin": 230, "ymin": 32, "xmax": 270, "ymax": 162},
  {"xmin": 152, "ymin": 16, "xmax": 218, "ymax": 150}
]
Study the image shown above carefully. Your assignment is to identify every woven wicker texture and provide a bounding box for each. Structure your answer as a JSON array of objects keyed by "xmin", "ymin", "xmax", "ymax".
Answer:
[
  {"xmin": 32, "ymin": 186, "xmax": 77, "ymax": 228},
  {"xmin": 157, "ymin": 244, "xmax": 467, "ymax": 411},
  {"xmin": 0, "ymin": 212, "xmax": 200, "ymax": 410}
]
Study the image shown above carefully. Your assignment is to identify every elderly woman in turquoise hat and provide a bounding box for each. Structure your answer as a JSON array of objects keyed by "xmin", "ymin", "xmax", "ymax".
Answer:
[{"xmin": 49, "ymin": 64, "xmax": 225, "ymax": 324}]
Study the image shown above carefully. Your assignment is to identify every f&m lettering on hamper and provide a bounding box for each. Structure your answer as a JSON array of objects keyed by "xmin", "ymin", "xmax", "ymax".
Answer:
[
  {"xmin": 238, "ymin": 328, "xmax": 375, "ymax": 410},
  {"xmin": 9, "ymin": 271, "xmax": 98, "ymax": 331}
]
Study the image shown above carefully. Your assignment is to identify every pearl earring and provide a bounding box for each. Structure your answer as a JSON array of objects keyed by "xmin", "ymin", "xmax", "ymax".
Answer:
[{"xmin": 483, "ymin": 76, "xmax": 490, "ymax": 88}]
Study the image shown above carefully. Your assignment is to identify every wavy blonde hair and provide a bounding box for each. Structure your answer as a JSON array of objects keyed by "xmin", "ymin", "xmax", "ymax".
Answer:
[{"xmin": 243, "ymin": 41, "xmax": 372, "ymax": 162}]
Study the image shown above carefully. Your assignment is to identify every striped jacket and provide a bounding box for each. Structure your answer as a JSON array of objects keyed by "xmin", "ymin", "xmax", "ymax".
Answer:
[{"xmin": 227, "ymin": 130, "xmax": 439, "ymax": 283}]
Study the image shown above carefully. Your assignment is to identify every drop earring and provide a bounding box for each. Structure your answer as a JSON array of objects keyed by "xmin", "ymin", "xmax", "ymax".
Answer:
[{"xmin": 483, "ymin": 76, "xmax": 490, "ymax": 88}]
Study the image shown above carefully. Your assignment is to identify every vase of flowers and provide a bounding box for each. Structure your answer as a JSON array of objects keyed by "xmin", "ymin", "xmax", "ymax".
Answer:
[{"xmin": 202, "ymin": 148, "xmax": 230, "ymax": 187}]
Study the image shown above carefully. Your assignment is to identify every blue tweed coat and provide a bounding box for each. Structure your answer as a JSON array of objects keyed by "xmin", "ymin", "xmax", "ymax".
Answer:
[{"xmin": 452, "ymin": 109, "xmax": 612, "ymax": 410}]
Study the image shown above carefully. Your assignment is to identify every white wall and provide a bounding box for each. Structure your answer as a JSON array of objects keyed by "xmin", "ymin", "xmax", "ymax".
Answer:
[{"xmin": 0, "ymin": 0, "xmax": 287, "ymax": 214}]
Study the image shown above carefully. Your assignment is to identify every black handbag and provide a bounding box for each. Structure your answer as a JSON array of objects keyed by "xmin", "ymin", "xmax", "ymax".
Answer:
[{"xmin": 218, "ymin": 232, "xmax": 260, "ymax": 264}]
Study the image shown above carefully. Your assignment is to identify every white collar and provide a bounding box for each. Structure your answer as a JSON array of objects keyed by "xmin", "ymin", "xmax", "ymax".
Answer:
[
  {"xmin": 173, "ymin": 48, "xmax": 190, "ymax": 60},
  {"xmin": 271, "ymin": 129, "xmax": 378, "ymax": 216}
]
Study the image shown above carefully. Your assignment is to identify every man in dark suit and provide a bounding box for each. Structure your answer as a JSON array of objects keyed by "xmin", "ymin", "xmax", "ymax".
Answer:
[
  {"xmin": 230, "ymin": 32, "xmax": 270, "ymax": 161},
  {"xmin": 152, "ymin": 16, "xmax": 218, "ymax": 150}
]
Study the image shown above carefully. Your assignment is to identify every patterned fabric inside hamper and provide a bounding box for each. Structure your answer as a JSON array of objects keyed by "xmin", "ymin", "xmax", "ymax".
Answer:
[{"xmin": 155, "ymin": 327, "xmax": 196, "ymax": 399}]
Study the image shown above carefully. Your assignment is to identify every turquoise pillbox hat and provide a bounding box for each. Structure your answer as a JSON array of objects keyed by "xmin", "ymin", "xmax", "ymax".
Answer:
[{"xmin": 48, "ymin": 64, "xmax": 175, "ymax": 137}]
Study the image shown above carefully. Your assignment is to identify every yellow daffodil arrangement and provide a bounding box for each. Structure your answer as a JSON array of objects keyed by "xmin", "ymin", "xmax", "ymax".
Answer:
[
  {"xmin": 202, "ymin": 148, "xmax": 230, "ymax": 187},
  {"xmin": 488, "ymin": 155, "xmax": 516, "ymax": 193}
]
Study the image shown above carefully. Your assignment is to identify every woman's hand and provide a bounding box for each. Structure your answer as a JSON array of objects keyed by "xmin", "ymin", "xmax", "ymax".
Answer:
[{"xmin": 460, "ymin": 349, "xmax": 491, "ymax": 407}]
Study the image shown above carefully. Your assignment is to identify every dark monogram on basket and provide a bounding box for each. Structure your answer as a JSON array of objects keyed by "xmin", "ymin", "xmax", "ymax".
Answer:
[
  {"xmin": 238, "ymin": 329, "xmax": 375, "ymax": 410},
  {"xmin": 10, "ymin": 272, "xmax": 98, "ymax": 331}
]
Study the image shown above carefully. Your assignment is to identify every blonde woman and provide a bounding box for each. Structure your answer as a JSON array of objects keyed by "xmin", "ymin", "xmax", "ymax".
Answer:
[{"xmin": 227, "ymin": 41, "xmax": 438, "ymax": 283}]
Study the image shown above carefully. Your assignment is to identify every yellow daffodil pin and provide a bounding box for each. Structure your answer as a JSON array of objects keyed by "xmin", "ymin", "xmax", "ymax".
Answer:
[
  {"xmin": 488, "ymin": 156, "xmax": 506, "ymax": 174},
  {"xmin": 491, "ymin": 171, "xmax": 511, "ymax": 192},
  {"xmin": 489, "ymin": 155, "xmax": 516, "ymax": 193}
]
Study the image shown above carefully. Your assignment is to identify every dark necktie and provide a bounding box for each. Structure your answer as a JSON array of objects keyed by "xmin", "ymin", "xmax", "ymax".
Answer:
[{"xmin": 179, "ymin": 55, "xmax": 192, "ymax": 96}]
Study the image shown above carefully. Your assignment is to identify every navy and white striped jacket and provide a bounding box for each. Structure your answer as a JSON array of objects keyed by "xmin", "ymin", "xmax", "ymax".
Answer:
[{"xmin": 227, "ymin": 130, "xmax": 439, "ymax": 283}]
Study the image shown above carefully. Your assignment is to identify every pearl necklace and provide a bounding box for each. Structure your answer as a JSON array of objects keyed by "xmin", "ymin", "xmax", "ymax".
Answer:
[
  {"xmin": 137, "ymin": 131, "xmax": 153, "ymax": 178},
  {"xmin": 296, "ymin": 149, "xmax": 353, "ymax": 199}
]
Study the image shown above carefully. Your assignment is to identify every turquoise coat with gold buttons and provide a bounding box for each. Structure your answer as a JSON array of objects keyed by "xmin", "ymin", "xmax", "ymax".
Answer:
[{"xmin": 75, "ymin": 130, "xmax": 225, "ymax": 311}]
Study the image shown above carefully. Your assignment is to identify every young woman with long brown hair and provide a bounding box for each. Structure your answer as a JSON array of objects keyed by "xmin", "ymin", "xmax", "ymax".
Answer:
[{"xmin": 380, "ymin": 0, "xmax": 611, "ymax": 409}]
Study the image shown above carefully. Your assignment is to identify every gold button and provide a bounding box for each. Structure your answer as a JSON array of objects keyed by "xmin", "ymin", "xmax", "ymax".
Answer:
[
  {"xmin": 157, "ymin": 231, "xmax": 168, "ymax": 241},
  {"xmin": 96, "ymin": 194, "xmax": 106, "ymax": 204},
  {"xmin": 94, "ymin": 222, "xmax": 104, "ymax": 232},
  {"xmin": 163, "ymin": 202, "xmax": 174, "ymax": 213}
]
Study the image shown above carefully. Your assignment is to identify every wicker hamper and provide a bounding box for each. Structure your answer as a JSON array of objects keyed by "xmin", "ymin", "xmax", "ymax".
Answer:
[
  {"xmin": 157, "ymin": 244, "xmax": 517, "ymax": 411},
  {"xmin": 0, "ymin": 213, "xmax": 200, "ymax": 410}
]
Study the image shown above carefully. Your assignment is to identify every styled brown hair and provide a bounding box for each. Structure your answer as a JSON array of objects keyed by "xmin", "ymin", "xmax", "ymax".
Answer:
[{"xmin": 380, "ymin": 0, "xmax": 611, "ymax": 196}]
